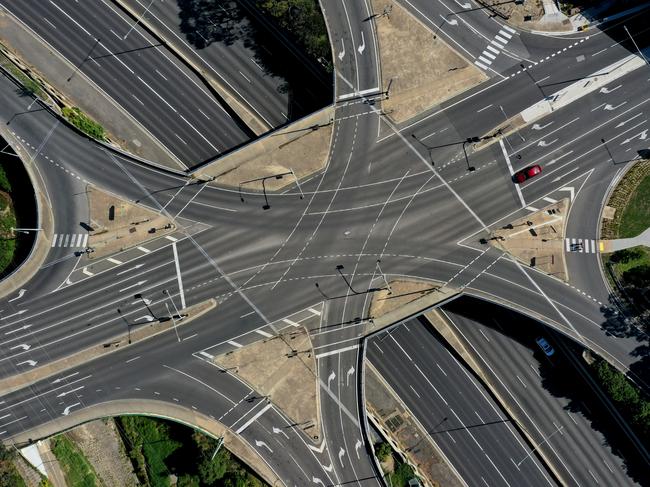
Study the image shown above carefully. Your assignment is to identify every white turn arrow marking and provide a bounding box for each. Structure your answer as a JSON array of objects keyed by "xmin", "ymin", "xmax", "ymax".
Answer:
[
  {"xmin": 440, "ymin": 14, "xmax": 458, "ymax": 25},
  {"xmin": 355, "ymin": 439, "xmax": 362, "ymax": 459},
  {"xmin": 272, "ymin": 426, "xmax": 290, "ymax": 439},
  {"xmin": 8, "ymin": 289, "xmax": 27, "ymax": 302},
  {"xmin": 135, "ymin": 315, "xmax": 155, "ymax": 323},
  {"xmin": 620, "ymin": 129, "xmax": 648, "ymax": 145},
  {"xmin": 57, "ymin": 386, "xmax": 84, "ymax": 398},
  {"xmin": 16, "ymin": 360, "xmax": 37, "ymax": 367},
  {"xmin": 532, "ymin": 122, "xmax": 553, "ymax": 131},
  {"xmin": 62, "ymin": 403, "xmax": 80, "ymax": 416},
  {"xmin": 322, "ymin": 463, "xmax": 333, "ymax": 473},
  {"xmin": 346, "ymin": 366, "xmax": 355, "ymax": 386},
  {"xmin": 338, "ymin": 447, "xmax": 346, "ymax": 467},
  {"xmin": 9, "ymin": 344, "xmax": 30, "ymax": 351},
  {"xmin": 116, "ymin": 263, "xmax": 145, "ymax": 276},
  {"xmin": 5, "ymin": 325, "xmax": 31, "ymax": 335},
  {"xmin": 537, "ymin": 138, "xmax": 558, "ymax": 147},
  {"xmin": 599, "ymin": 84, "xmax": 621, "ymax": 94},
  {"xmin": 604, "ymin": 102, "xmax": 627, "ymax": 111},
  {"xmin": 338, "ymin": 39, "xmax": 345, "ymax": 61},
  {"xmin": 545, "ymin": 151, "xmax": 574, "ymax": 166},
  {"xmin": 118, "ymin": 280, "xmax": 147, "ymax": 293},
  {"xmin": 615, "ymin": 113, "xmax": 643, "ymax": 128},
  {"xmin": 313, "ymin": 477, "xmax": 325, "ymax": 486},
  {"xmin": 559, "ymin": 186, "xmax": 575, "ymax": 201},
  {"xmin": 52, "ymin": 372, "xmax": 79, "ymax": 384},
  {"xmin": 327, "ymin": 371, "xmax": 336, "ymax": 389},
  {"xmin": 357, "ymin": 31, "xmax": 365, "ymax": 54},
  {"xmin": 0, "ymin": 309, "xmax": 27, "ymax": 320},
  {"xmin": 455, "ymin": 0, "xmax": 471, "ymax": 8},
  {"xmin": 255, "ymin": 440, "xmax": 273, "ymax": 453}
]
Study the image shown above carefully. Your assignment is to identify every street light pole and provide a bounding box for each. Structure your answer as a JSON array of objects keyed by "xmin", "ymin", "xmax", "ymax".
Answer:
[
  {"xmin": 117, "ymin": 308, "xmax": 131, "ymax": 344},
  {"xmin": 624, "ymin": 25, "xmax": 649, "ymax": 66}
]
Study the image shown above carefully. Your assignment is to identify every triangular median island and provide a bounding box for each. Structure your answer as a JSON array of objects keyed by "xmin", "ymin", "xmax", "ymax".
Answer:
[
  {"xmin": 214, "ymin": 326, "xmax": 322, "ymax": 442},
  {"xmin": 488, "ymin": 199, "xmax": 569, "ymax": 281}
]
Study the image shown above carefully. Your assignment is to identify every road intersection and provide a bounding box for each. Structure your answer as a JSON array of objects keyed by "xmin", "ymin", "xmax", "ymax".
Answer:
[{"xmin": 0, "ymin": 0, "xmax": 649, "ymax": 485}]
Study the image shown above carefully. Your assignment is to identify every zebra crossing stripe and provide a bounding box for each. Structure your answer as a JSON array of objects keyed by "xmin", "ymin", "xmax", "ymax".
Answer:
[
  {"xmin": 475, "ymin": 61, "xmax": 489, "ymax": 70},
  {"xmin": 502, "ymin": 25, "xmax": 516, "ymax": 34},
  {"xmin": 478, "ymin": 55, "xmax": 493, "ymax": 65},
  {"xmin": 498, "ymin": 30, "xmax": 513, "ymax": 39},
  {"xmin": 565, "ymin": 238, "xmax": 570, "ymax": 251},
  {"xmin": 495, "ymin": 35, "xmax": 508, "ymax": 44},
  {"xmin": 51, "ymin": 235, "xmax": 57, "ymax": 247},
  {"xmin": 63, "ymin": 234, "xmax": 70, "ymax": 247},
  {"xmin": 82, "ymin": 234, "xmax": 88, "ymax": 248},
  {"xmin": 482, "ymin": 51, "xmax": 496, "ymax": 60},
  {"xmin": 491, "ymin": 40, "xmax": 505, "ymax": 49},
  {"xmin": 486, "ymin": 45, "xmax": 500, "ymax": 54}
]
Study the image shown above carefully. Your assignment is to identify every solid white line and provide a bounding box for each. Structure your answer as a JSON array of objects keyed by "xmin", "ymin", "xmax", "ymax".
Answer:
[
  {"xmin": 315, "ymin": 344, "xmax": 359, "ymax": 359},
  {"xmin": 499, "ymin": 139, "xmax": 525, "ymax": 207},
  {"xmin": 172, "ymin": 242, "xmax": 186, "ymax": 309},
  {"xmin": 235, "ymin": 403, "xmax": 272, "ymax": 434}
]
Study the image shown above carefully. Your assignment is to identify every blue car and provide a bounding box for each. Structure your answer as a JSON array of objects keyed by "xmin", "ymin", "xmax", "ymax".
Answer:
[{"xmin": 536, "ymin": 337, "xmax": 555, "ymax": 356}]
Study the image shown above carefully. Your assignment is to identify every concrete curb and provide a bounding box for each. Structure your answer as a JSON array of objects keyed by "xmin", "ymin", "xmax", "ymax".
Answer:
[
  {"xmin": 0, "ymin": 125, "xmax": 53, "ymax": 301},
  {"xmin": 5, "ymin": 399, "xmax": 283, "ymax": 487},
  {"xmin": 111, "ymin": 0, "xmax": 265, "ymax": 138}
]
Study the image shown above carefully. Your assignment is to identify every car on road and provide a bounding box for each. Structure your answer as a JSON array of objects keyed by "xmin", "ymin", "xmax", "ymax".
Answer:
[
  {"xmin": 514, "ymin": 165, "xmax": 542, "ymax": 183},
  {"xmin": 535, "ymin": 336, "xmax": 555, "ymax": 356}
]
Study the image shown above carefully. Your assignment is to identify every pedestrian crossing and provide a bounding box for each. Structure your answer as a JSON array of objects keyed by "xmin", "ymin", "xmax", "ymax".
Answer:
[
  {"xmin": 475, "ymin": 24, "xmax": 516, "ymax": 71},
  {"xmin": 51, "ymin": 233, "xmax": 89, "ymax": 248},
  {"xmin": 565, "ymin": 238, "xmax": 600, "ymax": 253}
]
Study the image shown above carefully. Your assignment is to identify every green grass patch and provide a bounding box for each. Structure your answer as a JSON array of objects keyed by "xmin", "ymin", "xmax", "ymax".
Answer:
[
  {"xmin": 50, "ymin": 435, "xmax": 98, "ymax": 487},
  {"xmin": 0, "ymin": 443, "xmax": 27, "ymax": 487},
  {"xmin": 62, "ymin": 107, "xmax": 106, "ymax": 141},
  {"xmin": 0, "ymin": 48, "xmax": 44, "ymax": 98},
  {"xmin": 117, "ymin": 416, "xmax": 267, "ymax": 487},
  {"xmin": 0, "ymin": 190, "xmax": 17, "ymax": 275},
  {"xmin": 618, "ymin": 174, "xmax": 650, "ymax": 238}
]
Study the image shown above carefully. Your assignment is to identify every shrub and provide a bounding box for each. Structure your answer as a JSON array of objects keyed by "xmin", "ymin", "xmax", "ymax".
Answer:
[
  {"xmin": 375, "ymin": 442, "xmax": 392, "ymax": 462},
  {"xmin": 610, "ymin": 247, "xmax": 644, "ymax": 264},
  {"xmin": 62, "ymin": 107, "xmax": 106, "ymax": 141}
]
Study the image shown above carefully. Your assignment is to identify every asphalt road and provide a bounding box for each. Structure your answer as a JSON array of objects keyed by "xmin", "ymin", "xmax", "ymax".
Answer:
[
  {"xmin": 442, "ymin": 298, "xmax": 640, "ymax": 486},
  {"xmin": 1, "ymin": 0, "xmax": 252, "ymax": 166},
  {"xmin": 367, "ymin": 316, "xmax": 555, "ymax": 486},
  {"xmin": 0, "ymin": 1, "xmax": 649, "ymax": 485}
]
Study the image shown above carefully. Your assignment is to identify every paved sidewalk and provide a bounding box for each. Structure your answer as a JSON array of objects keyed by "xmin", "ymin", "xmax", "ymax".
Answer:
[{"xmin": 601, "ymin": 227, "xmax": 650, "ymax": 252}]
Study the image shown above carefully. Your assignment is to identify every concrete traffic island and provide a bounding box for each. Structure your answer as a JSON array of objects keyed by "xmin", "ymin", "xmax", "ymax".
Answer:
[
  {"xmin": 213, "ymin": 325, "xmax": 322, "ymax": 442},
  {"xmin": 369, "ymin": 0, "xmax": 486, "ymax": 124},
  {"xmin": 85, "ymin": 184, "xmax": 175, "ymax": 260},
  {"xmin": 0, "ymin": 298, "xmax": 216, "ymax": 396},
  {"xmin": 487, "ymin": 199, "xmax": 570, "ymax": 281},
  {"xmin": 195, "ymin": 106, "xmax": 334, "ymax": 192}
]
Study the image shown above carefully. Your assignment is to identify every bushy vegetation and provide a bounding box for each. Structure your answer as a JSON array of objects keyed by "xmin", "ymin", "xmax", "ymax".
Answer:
[
  {"xmin": 0, "ymin": 163, "xmax": 17, "ymax": 274},
  {"xmin": 51, "ymin": 435, "xmax": 98, "ymax": 487},
  {"xmin": 591, "ymin": 359, "xmax": 650, "ymax": 439},
  {"xmin": 375, "ymin": 442, "xmax": 392, "ymax": 462},
  {"xmin": 0, "ymin": 48, "xmax": 44, "ymax": 98},
  {"xmin": 0, "ymin": 442, "xmax": 26, "ymax": 487},
  {"xmin": 62, "ymin": 107, "xmax": 106, "ymax": 141},
  {"xmin": 117, "ymin": 416, "xmax": 266, "ymax": 487},
  {"xmin": 257, "ymin": 0, "xmax": 330, "ymax": 64}
]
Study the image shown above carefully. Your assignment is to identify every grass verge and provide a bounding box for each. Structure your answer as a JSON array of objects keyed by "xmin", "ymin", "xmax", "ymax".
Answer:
[
  {"xmin": 62, "ymin": 107, "xmax": 106, "ymax": 141},
  {"xmin": 0, "ymin": 45, "xmax": 45, "ymax": 98},
  {"xmin": 0, "ymin": 164, "xmax": 17, "ymax": 275},
  {"xmin": 51, "ymin": 435, "xmax": 99, "ymax": 487}
]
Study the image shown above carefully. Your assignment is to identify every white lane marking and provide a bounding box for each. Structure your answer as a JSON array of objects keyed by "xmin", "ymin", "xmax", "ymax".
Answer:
[
  {"xmin": 502, "ymin": 25, "xmax": 516, "ymax": 34},
  {"xmin": 315, "ymin": 344, "xmax": 359, "ymax": 359},
  {"xmin": 491, "ymin": 40, "xmax": 504, "ymax": 49},
  {"xmin": 235, "ymin": 403, "xmax": 273, "ymax": 434},
  {"xmin": 494, "ymin": 35, "xmax": 508, "ymax": 44},
  {"xmin": 409, "ymin": 384, "xmax": 421, "ymax": 398},
  {"xmin": 479, "ymin": 329, "xmax": 490, "ymax": 341},
  {"xmin": 478, "ymin": 56, "xmax": 493, "ymax": 65},
  {"xmin": 154, "ymin": 68, "xmax": 168, "ymax": 81},
  {"xmin": 137, "ymin": 246, "xmax": 151, "ymax": 254},
  {"xmin": 542, "ymin": 197, "xmax": 557, "ymax": 203},
  {"xmin": 255, "ymin": 329, "xmax": 273, "ymax": 338},
  {"xmin": 499, "ymin": 139, "xmax": 525, "ymax": 207},
  {"xmin": 475, "ymin": 61, "xmax": 489, "ymax": 70},
  {"xmin": 198, "ymin": 351, "xmax": 214, "ymax": 360},
  {"xmin": 125, "ymin": 356, "xmax": 141, "ymax": 363},
  {"xmin": 477, "ymin": 104, "xmax": 493, "ymax": 113},
  {"xmin": 486, "ymin": 45, "xmax": 500, "ymax": 55},
  {"xmin": 172, "ymin": 242, "xmax": 186, "ymax": 309},
  {"xmin": 283, "ymin": 319, "xmax": 300, "ymax": 327},
  {"xmin": 228, "ymin": 340, "xmax": 243, "ymax": 348},
  {"xmin": 82, "ymin": 267, "xmax": 94, "ymax": 276},
  {"xmin": 165, "ymin": 235, "xmax": 179, "ymax": 242},
  {"xmin": 308, "ymin": 307, "xmax": 321, "ymax": 316},
  {"xmin": 107, "ymin": 257, "xmax": 123, "ymax": 264},
  {"xmin": 498, "ymin": 30, "xmax": 513, "ymax": 39},
  {"xmin": 239, "ymin": 71, "xmax": 252, "ymax": 83}
]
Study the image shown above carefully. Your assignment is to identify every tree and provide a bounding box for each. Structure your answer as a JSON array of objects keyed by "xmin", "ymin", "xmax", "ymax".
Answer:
[
  {"xmin": 622, "ymin": 264, "xmax": 650, "ymax": 287},
  {"xmin": 375, "ymin": 442, "xmax": 392, "ymax": 462},
  {"xmin": 610, "ymin": 247, "xmax": 644, "ymax": 264}
]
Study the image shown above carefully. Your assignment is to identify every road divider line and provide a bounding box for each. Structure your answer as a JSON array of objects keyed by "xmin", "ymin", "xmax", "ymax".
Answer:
[
  {"xmin": 172, "ymin": 242, "xmax": 186, "ymax": 309},
  {"xmin": 499, "ymin": 140, "xmax": 525, "ymax": 208},
  {"xmin": 315, "ymin": 344, "xmax": 359, "ymax": 359},
  {"xmin": 235, "ymin": 403, "xmax": 273, "ymax": 434}
]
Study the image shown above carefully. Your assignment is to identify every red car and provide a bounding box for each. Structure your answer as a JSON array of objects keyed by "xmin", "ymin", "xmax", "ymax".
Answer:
[{"xmin": 514, "ymin": 165, "xmax": 542, "ymax": 183}]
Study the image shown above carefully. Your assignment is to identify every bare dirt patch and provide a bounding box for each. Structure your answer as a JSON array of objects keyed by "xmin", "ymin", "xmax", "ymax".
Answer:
[
  {"xmin": 67, "ymin": 419, "xmax": 139, "ymax": 487},
  {"xmin": 214, "ymin": 326, "xmax": 322, "ymax": 441},
  {"xmin": 196, "ymin": 107, "xmax": 333, "ymax": 192},
  {"xmin": 87, "ymin": 185, "xmax": 175, "ymax": 259},
  {"xmin": 371, "ymin": 0, "xmax": 486, "ymax": 124}
]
